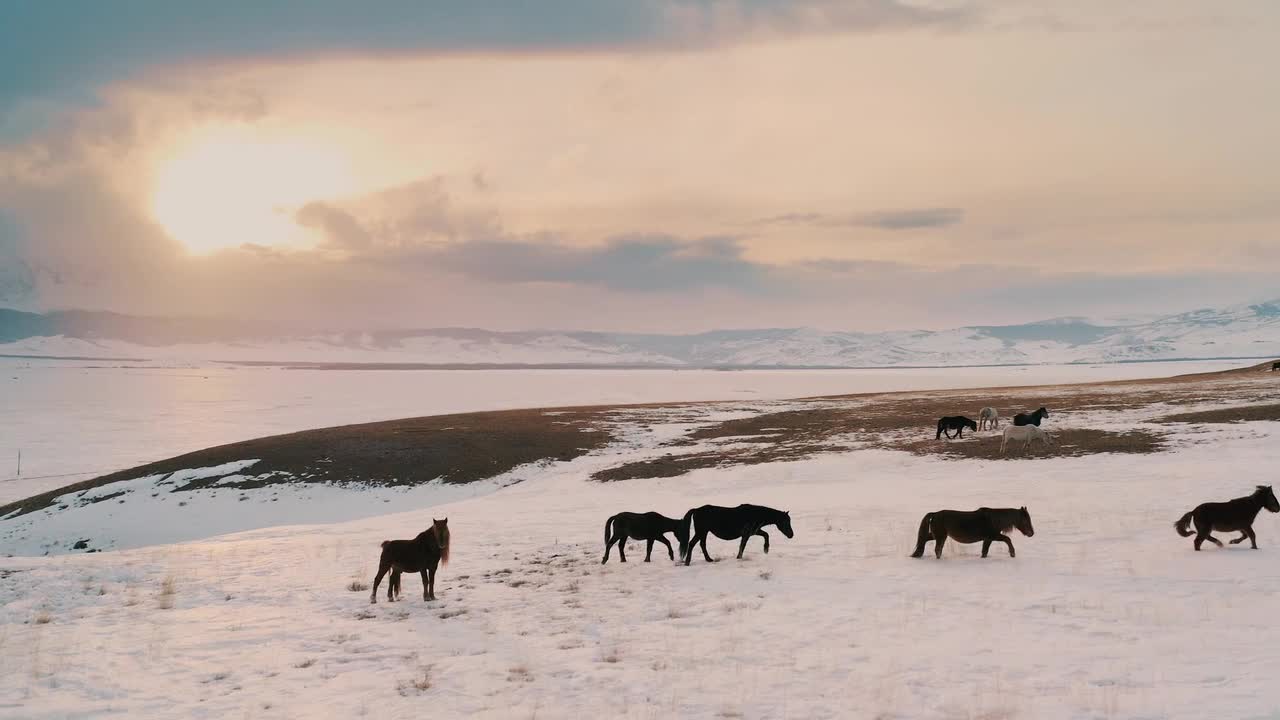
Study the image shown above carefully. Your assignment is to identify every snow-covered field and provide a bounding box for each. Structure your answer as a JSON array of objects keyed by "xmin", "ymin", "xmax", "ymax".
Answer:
[
  {"xmin": 5, "ymin": 375, "xmax": 1280, "ymax": 718},
  {"xmin": 0, "ymin": 359, "xmax": 1245, "ymax": 504}
]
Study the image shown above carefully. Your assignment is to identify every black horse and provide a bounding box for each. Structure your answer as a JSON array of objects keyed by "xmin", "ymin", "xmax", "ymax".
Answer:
[
  {"xmin": 910, "ymin": 507, "xmax": 1034, "ymax": 559},
  {"xmin": 1175, "ymin": 486, "xmax": 1280, "ymax": 551},
  {"xmin": 602, "ymin": 511, "xmax": 689, "ymax": 564},
  {"xmin": 1272, "ymin": 361, "xmax": 1280, "ymax": 371},
  {"xmin": 370, "ymin": 518, "xmax": 450, "ymax": 603},
  {"xmin": 936, "ymin": 416, "xmax": 978, "ymax": 440},
  {"xmin": 682, "ymin": 504, "xmax": 793, "ymax": 565},
  {"xmin": 1012, "ymin": 407, "xmax": 1049, "ymax": 426}
]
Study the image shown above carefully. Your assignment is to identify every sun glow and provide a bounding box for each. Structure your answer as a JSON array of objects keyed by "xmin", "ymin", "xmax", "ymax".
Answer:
[{"xmin": 151, "ymin": 126, "xmax": 354, "ymax": 254}]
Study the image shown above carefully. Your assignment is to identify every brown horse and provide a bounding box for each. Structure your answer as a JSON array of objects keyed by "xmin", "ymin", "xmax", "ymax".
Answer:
[
  {"xmin": 911, "ymin": 507, "xmax": 1034, "ymax": 558},
  {"xmin": 370, "ymin": 518, "xmax": 450, "ymax": 603},
  {"xmin": 1175, "ymin": 486, "xmax": 1280, "ymax": 550}
]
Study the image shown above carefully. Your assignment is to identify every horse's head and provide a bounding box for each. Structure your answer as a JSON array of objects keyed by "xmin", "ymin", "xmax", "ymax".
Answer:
[
  {"xmin": 777, "ymin": 511, "xmax": 794, "ymax": 539},
  {"xmin": 431, "ymin": 517, "xmax": 450, "ymax": 547},
  {"xmin": 1016, "ymin": 507, "xmax": 1035, "ymax": 537},
  {"xmin": 964, "ymin": 418, "xmax": 978, "ymax": 431},
  {"xmin": 1258, "ymin": 486, "xmax": 1280, "ymax": 513},
  {"xmin": 1037, "ymin": 407, "xmax": 1049, "ymax": 418}
]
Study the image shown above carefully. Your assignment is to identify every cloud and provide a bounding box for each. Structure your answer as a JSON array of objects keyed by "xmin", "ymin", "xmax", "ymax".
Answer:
[
  {"xmin": 429, "ymin": 235, "xmax": 765, "ymax": 292},
  {"xmin": 753, "ymin": 207, "xmax": 965, "ymax": 230},
  {"xmin": 0, "ymin": 212, "xmax": 35, "ymax": 305},
  {"xmin": 0, "ymin": 1, "xmax": 974, "ymax": 115},
  {"xmin": 296, "ymin": 202, "xmax": 371, "ymax": 250}
]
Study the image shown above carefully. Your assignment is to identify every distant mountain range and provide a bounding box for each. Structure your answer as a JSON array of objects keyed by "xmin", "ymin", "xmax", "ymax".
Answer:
[{"xmin": 3, "ymin": 300, "xmax": 1280, "ymax": 368}]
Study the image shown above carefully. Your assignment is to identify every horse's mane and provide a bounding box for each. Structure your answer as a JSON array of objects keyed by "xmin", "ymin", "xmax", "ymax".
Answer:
[
  {"xmin": 980, "ymin": 507, "xmax": 1020, "ymax": 533},
  {"xmin": 434, "ymin": 524, "xmax": 451, "ymax": 566}
]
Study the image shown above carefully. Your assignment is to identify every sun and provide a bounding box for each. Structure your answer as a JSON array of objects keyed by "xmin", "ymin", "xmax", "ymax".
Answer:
[{"xmin": 151, "ymin": 126, "xmax": 354, "ymax": 254}]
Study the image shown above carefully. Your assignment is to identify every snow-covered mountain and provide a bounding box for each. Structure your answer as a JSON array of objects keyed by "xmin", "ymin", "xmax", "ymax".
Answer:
[{"xmin": 3, "ymin": 300, "xmax": 1280, "ymax": 368}]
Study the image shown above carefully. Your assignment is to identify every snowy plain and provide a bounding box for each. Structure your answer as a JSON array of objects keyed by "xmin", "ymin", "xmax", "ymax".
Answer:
[
  {"xmin": 3, "ymin": 364, "xmax": 1280, "ymax": 718},
  {"xmin": 0, "ymin": 358, "xmax": 1245, "ymax": 504},
  {"xmin": 3, "ymin": 420, "xmax": 1280, "ymax": 718}
]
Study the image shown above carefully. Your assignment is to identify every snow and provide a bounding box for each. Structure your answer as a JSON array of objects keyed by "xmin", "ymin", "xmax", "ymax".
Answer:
[
  {"xmin": 5, "ymin": 387, "xmax": 1280, "ymax": 717},
  {"xmin": 0, "ymin": 360, "xmax": 1246, "ymax": 505}
]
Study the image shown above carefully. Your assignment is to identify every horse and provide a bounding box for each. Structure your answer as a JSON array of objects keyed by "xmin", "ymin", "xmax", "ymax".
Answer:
[
  {"xmin": 602, "ymin": 511, "xmax": 689, "ymax": 564},
  {"xmin": 910, "ymin": 507, "xmax": 1034, "ymax": 559},
  {"xmin": 1000, "ymin": 425, "xmax": 1054, "ymax": 454},
  {"xmin": 370, "ymin": 518, "xmax": 450, "ymax": 603},
  {"xmin": 1272, "ymin": 361, "xmax": 1280, "ymax": 372},
  {"xmin": 936, "ymin": 416, "xmax": 978, "ymax": 440},
  {"xmin": 978, "ymin": 407, "xmax": 999, "ymax": 431},
  {"xmin": 1012, "ymin": 407, "xmax": 1049, "ymax": 426},
  {"xmin": 681, "ymin": 504, "xmax": 793, "ymax": 565},
  {"xmin": 1174, "ymin": 486, "xmax": 1280, "ymax": 551}
]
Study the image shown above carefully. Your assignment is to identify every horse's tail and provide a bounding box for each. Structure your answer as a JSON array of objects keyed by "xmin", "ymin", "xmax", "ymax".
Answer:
[
  {"xmin": 910, "ymin": 513, "xmax": 933, "ymax": 558},
  {"xmin": 604, "ymin": 514, "xmax": 616, "ymax": 549},
  {"xmin": 1174, "ymin": 510, "xmax": 1196, "ymax": 537},
  {"xmin": 680, "ymin": 508, "xmax": 697, "ymax": 560}
]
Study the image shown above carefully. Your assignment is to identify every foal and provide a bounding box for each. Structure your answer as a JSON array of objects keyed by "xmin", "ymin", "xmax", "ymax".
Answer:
[
  {"xmin": 602, "ymin": 511, "xmax": 689, "ymax": 564},
  {"xmin": 370, "ymin": 518, "xmax": 450, "ymax": 603},
  {"xmin": 1175, "ymin": 486, "xmax": 1280, "ymax": 550}
]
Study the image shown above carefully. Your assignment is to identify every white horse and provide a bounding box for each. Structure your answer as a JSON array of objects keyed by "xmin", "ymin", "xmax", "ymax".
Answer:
[
  {"xmin": 978, "ymin": 407, "xmax": 999, "ymax": 431},
  {"xmin": 1000, "ymin": 424, "xmax": 1054, "ymax": 454}
]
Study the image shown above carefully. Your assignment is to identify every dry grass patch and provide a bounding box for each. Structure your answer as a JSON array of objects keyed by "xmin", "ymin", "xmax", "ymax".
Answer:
[
  {"xmin": 398, "ymin": 666, "xmax": 433, "ymax": 695},
  {"xmin": 157, "ymin": 576, "xmax": 177, "ymax": 610}
]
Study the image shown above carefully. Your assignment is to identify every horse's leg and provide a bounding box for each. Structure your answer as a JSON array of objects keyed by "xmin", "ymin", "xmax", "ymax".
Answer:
[
  {"xmin": 421, "ymin": 570, "xmax": 430, "ymax": 601},
  {"xmin": 755, "ymin": 529, "xmax": 771, "ymax": 554},
  {"xmin": 1000, "ymin": 435, "xmax": 1008, "ymax": 454},
  {"xmin": 736, "ymin": 532, "xmax": 752, "ymax": 560},
  {"xmin": 933, "ymin": 531, "xmax": 947, "ymax": 559},
  {"xmin": 645, "ymin": 539, "xmax": 654, "ymax": 562},
  {"xmin": 617, "ymin": 537, "xmax": 627, "ymax": 563},
  {"xmin": 999, "ymin": 534, "xmax": 1016, "ymax": 558},
  {"xmin": 389, "ymin": 570, "xmax": 400, "ymax": 602},
  {"xmin": 370, "ymin": 563, "xmax": 389, "ymax": 604},
  {"xmin": 683, "ymin": 531, "xmax": 701, "ymax": 565},
  {"xmin": 602, "ymin": 529, "xmax": 619, "ymax": 564},
  {"xmin": 981, "ymin": 539, "xmax": 992, "ymax": 558},
  {"xmin": 699, "ymin": 534, "xmax": 714, "ymax": 563},
  {"xmin": 1230, "ymin": 531, "xmax": 1250, "ymax": 545},
  {"xmin": 655, "ymin": 536, "xmax": 675, "ymax": 561},
  {"xmin": 1246, "ymin": 527, "xmax": 1259, "ymax": 549}
]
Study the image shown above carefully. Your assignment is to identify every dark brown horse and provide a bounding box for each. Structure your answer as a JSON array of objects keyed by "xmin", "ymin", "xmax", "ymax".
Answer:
[
  {"xmin": 1175, "ymin": 486, "xmax": 1280, "ymax": 550},
  {"xmin": 936, "ymin": 416, "xmax": 978, "ymax": 440},
  {"xmin": 910, "ymin": 507, "xmax": 1034, "ymax": 558},
  {"xmin": 1012, "ymin": 407, "xmax": 1049, "ymax": 426},
  {"xmin": 681, "ymin": 504, "xmax": 793, "ymax": 565},
  {"xmin": 602, "ymin": 511, "xmax": 689, "ymax": 564},
  {"xmin": 370, "ymin": 518, "xmax": 450, "ymax": 603}
]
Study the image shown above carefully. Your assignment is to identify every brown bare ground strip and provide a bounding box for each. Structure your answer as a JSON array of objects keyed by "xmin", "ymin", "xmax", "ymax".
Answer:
[
  {"xmin": 1155, "ymin": 403, "xmax": 1280, "ymax": 424},
  {"xmin": 893, "ymin": 428, "xmax": 1164, "ymax": 461},
  {"xmin": 0, "ymin": 408, "xmax": 612, "ymax": 520}
]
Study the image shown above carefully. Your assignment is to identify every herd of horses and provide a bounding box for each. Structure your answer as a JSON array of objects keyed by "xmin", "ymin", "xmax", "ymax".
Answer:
[
  {"xmin": 937, "ymin": 405, "xmax": 1053, "ymax": 453},
  {"xmin": 368, "ymin": 485, "xmax": 1280, "ymax": 603}
]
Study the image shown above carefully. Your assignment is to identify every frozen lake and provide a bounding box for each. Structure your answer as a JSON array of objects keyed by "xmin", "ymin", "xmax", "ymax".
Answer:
[{"xmin": 0, "ymin": 358, "xmax": 1247, "ymax": 503}]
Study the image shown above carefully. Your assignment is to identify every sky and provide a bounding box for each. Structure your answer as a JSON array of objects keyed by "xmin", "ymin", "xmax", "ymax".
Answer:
[{"xmin": 1, "ymin": 0, "xmax": 1278, "ymax": 333}]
